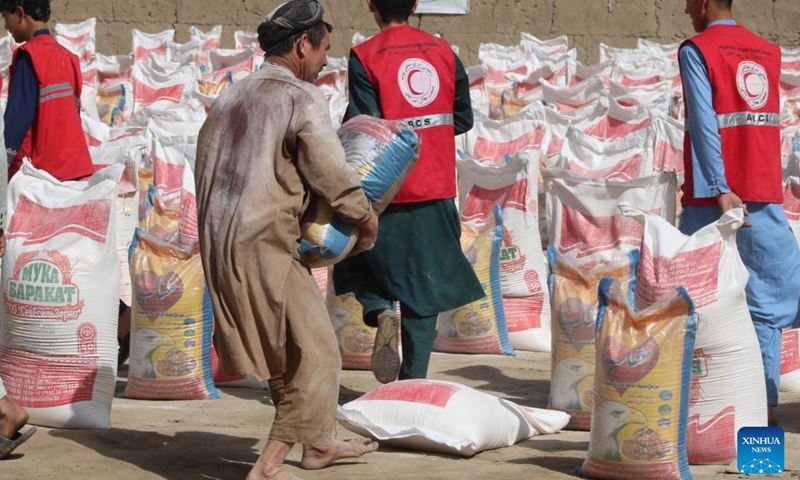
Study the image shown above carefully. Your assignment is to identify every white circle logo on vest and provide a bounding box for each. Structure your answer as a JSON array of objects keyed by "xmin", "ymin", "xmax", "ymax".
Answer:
[
  {"xmin": 737, "ymin": 61, "xmax": 769, "ymax": 110},
  {"xmin": 398, "ymin": 58, "xmax": 440, "ymax": 108}
]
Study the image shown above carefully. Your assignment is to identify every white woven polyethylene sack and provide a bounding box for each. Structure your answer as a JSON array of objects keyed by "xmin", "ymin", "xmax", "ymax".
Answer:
[
  {"xmin": 337, "ymin": 379, "xmax": 570, "ymax": 457},
  {"xmin": 622, "ymin": 205, "xmax": 767, "ymax": 465},
  {"xmin": 457, "ymin": 151, "xmax": 551, "ymax": 352},
  {"xmin": 543, "ymin": 169, "xmax": 677, "ymax": 273},
  {"xmin": 0, "ymin": 161, "xmax": 123, "ymax": 429}
]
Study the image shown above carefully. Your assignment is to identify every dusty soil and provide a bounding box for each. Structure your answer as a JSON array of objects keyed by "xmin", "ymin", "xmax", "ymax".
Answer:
[{"xmin": 3, "ymin": 351, "xmax": 799, "ymax": 480}]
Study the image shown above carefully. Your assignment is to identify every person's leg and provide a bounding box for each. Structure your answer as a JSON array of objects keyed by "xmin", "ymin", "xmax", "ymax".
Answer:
[
  {"xmin": 0, "ymin": 379, "xmax": 27, "ymax": 440},
  {"xmin": 334, "ymin": 253, "xmax": 399, "ymax": 383},
  {"xmin": 398, "ymin": 305, "xmax": 438, "ymax": 380},
  {"xmin": 251, "ymin": 261, "xmax": 376, "ymax": 478},
  {"xmin": 735, "ymin": 204, "xmax": 800, "ymax": 424}
]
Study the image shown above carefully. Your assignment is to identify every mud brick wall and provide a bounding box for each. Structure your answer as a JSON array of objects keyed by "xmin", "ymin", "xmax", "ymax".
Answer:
[{"xmin": 7, "ymin": 0, "xmax": 800, "ymax": 65}]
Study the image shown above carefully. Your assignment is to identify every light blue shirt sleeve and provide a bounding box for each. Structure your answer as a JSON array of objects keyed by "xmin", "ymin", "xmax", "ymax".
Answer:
[{"xmin": 680, "ymin": 42, "xmax": 731, "ymax": 198}]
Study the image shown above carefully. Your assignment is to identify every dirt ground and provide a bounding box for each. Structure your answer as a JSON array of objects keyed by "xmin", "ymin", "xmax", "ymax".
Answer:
[{"xmin": 3, "ymin": 351, "xmax": 799, "ymax": 480}]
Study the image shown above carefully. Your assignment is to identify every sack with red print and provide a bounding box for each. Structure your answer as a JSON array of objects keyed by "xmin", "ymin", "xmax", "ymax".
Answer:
[
  {"xmin": 460, "ymin": 110, "xmax": 547, "ymax": 165},
  {"xmin": 55, "ymin": 18, "xmax": 95, "ymax": 64},
  {"xmin": 598, "ymin": 43, "xmax": 652, "ymax": 64},
  {"xmin": 542, "ymin": 77, "xmax": 606, "ymax": 113},
  {"xmin": 132, "ymin": 29, "xmax": 174, "ymax": 62},
  {"xmin": 132, "ymin": 63, "xmax": 195, "ymax": 113},
  {"xmin": 650, "ymin": 112, "xmax": 685, "ymax": 179},
  {"xmin": 569, "ymin": 59, "xmax": 615, "ymax": 87},
  {"xmin": 210, "ymin": 48, "xmax": 255, "ymax": 83},
  {"xmin": 82, "ymin": 111, "xmax": 111, "ymax": 148},
  {"xmin": 780, "ymin": 329, "xmax": 800, "ymax": 392},
  {"xmin": 520, "ymin": 33, "xmax": 570, "ymax": 56},
  {"xmin": 556, "ymin": 127, "xmax": 652, "ymax": 181},
  {"xmin": 97, "ymin": 53, "xmax": 134, "ymax": 87},
  {"xmin": 233, "ymin": 30, "xmax": 265, "ymax": 71},
  {"xmin": 543, "ymin": 169, "xmax": 676, "ymax": 273},
  {"xmin": 609, "ymin": 80, "xmax": 672, "ymax": 110},
  {"xmin": 189, "ymin": 25, "xmax": 222, "ymax": 50},
  {"xmin": 603, "ymin": 96, "xmax": 651, "ymax": 140},
  {"xmin": 638, "ymin": 39, "xmax": 680, "ymax": 61},
  {"xmin": 621, "ymin": 205, "xmax": 767, "ymax": 465},
  {"xmin": 541, "ymin": 99, "xmax": 608, "ymax": 163},
  {"xmin": 457, "ymin": 151, "xmax": 551, "ymax": 352},
  {"xmin": 782, "ymin": 46, "xmax": 800, "ymax": 73},
  {"xmin": 337, "ymin": 379, "xmax": 570, "ymax": 457},
  {"xmin": 0, "ymin": 161, "xmax": 124, "ymax": 429}
]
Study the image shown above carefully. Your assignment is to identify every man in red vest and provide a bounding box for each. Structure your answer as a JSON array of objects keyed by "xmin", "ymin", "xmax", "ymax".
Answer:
[
  {"xmin": 679, "ymin": 0, "xmax": 800, "ymax": 426},
  {"xmin": 333, "ymin": 0, "xmax": 484, "ymax": 384},
  {"xmin": 2, "ymin": 0, "xmax": 94, "ymax": 181}
]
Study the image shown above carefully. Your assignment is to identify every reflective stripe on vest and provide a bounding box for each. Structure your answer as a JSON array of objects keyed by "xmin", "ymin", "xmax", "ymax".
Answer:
[
  {"xmin": 39, "ymin": 82, "xmax": 74, "ymax": 104},
  {"xmin": 398, "ymin": 113, "xmax": 454, "ymax": 131},
  {"xmin": 716, "ymin": 112, "xmax": 780, "ymax": 129}
]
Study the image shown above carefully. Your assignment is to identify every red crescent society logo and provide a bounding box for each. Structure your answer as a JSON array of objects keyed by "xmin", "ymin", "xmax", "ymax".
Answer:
[
  {"xmin": 737, "ymin": 61, "xmax": 769, "ymax": 110},
  {"xmin": 398, "ymin": 58, "xmax": 440, "ymax": 108}
]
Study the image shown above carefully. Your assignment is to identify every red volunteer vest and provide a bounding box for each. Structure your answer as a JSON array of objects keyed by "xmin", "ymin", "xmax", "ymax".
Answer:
[
  {"xmin": 9, "ymin": 33, "xmax": 94, "ymax": 181},
  {"xmin": 680, "ymin": 24, "xmax": 782, "ymax": 206},
  {"xmin": 352, "ymin": 25, "xmax": 457, "ymax": 203}
]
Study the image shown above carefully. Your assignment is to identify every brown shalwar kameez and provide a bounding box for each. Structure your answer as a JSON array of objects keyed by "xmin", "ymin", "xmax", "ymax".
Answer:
[{"xmin": 195, "ymin": 62, "xmax": 374, "ymax": 445}]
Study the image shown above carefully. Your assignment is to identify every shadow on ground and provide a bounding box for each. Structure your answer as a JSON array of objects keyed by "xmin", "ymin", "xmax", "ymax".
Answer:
[
  {"xmin": 439, "ymin": 364, "xmax": 551, "ymax": 406},
  {"xmin": 50, "ymin": 428, "xmax": 261, "ymax": 480}
]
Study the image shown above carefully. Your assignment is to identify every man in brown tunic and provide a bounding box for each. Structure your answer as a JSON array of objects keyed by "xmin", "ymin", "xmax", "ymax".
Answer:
[{"xmin": 194, "ymin": 2, "xmax": 379, "ymax": 479}]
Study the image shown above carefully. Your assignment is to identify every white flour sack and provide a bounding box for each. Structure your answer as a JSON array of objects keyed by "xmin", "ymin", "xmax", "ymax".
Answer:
[
  {"xmin": 781, "ymin": 329, "xmax": 800, "ymax": 393},
  {"xmin": 461, "ymin": 109, "xmax": 547, "ymax": 165},
  {"xmin": 621, "ymin": 206, "xmax": 767, "ymax": 465},
  {"xmin": 582, "ymin": 280, "xmax": 696, "ymax": 480},
  {"xmin": 0, "ymin": 162, "xmax": 124, "ymax": 429},
  {"xmin": 650, "ymin": 112, "xmax": 685, "ymax": 180},
  {"xmin": 210, "ymin": 48, "xmax": 255, "ymax": 83},
  {"xmin": 543, "ymin": 169, "xmax": 677, "ymax": 273},
  {"xmin": 603, "ymin": 97, "xmax": 651, "ymax": 141},
  {"xmin": 300, "ymin": 116, "xmax": 419, "ymax": 267},
  {"xmin": 55, "ymin": 18, "xmax": 96, "ymax": 64},
  {"xmin": 556, "ymin": 127, "xmax": 653, "ymax": 181},
  {"xmin": 336, "ymin": 380, "xmax": 570, "ymax": 457},
  {"xmin": 542, "ymin": 76, "xmax": 606, "ymax": 113},
  {"xmin": 457, "ymin": 151, "xmax": 551, "ymax": 352},
  {"xmin": 132, "ymin": 63, "xmax": 195, "ymax": 113},
  {"xmin": 520, "ymin": 33, "xmax": 570, "ymax": 56},
  {"xmin": 132, "ymin": 29, "xmax": 175, "ymax": 62},
  {"xmin": 541, "ymin": 99, "xmax": 608, "ymax": 164},
  {"xmin": 570, "ymin": 59, "xmax": 615, "ymax": 87}
]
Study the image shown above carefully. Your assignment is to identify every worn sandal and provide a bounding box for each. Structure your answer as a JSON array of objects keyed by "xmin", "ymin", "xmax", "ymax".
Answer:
[
  {"xmin": 0, "ymin": 426, "xmax": 37, "ymax": 459},
  {"xmin": 371, "ymin": 310, "xmax": 400, "ymax": 384}
]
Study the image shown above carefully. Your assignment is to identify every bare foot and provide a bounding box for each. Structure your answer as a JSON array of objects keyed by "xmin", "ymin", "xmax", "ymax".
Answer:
[
  {"xmin": 0, "ymin": 396, "xmax": 29, "ymax": 439},
  {"xmin": 246, "ymin": 464, "xmax": 304, "ymax": 480},
  {"xmin": 300, "ymin": 438, "xmax": 379, "ymax": 470}
]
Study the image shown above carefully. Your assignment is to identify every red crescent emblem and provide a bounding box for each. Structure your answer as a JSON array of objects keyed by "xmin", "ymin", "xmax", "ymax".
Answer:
[
  {"xmin": 743, "ymin": 72, "xmax": 758, "ymax": 98},
  {"xmin": 407, "ymin": 69, "xmax": 424, "ymax": 95}
]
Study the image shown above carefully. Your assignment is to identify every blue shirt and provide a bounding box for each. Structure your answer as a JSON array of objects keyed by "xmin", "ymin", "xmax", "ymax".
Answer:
[
  {"xmin": 4, "ymin": 29, "xmax": 51, "ymax": 163},
  {"xmin": 679, "ymin": 19, "xmax": 738, "ymax": 198}
]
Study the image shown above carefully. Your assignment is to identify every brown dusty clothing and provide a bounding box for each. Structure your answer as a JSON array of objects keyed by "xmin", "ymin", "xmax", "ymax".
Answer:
[{"xmin": 195, "ymin": 62, "xmax": 374, "ymax": 444}]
